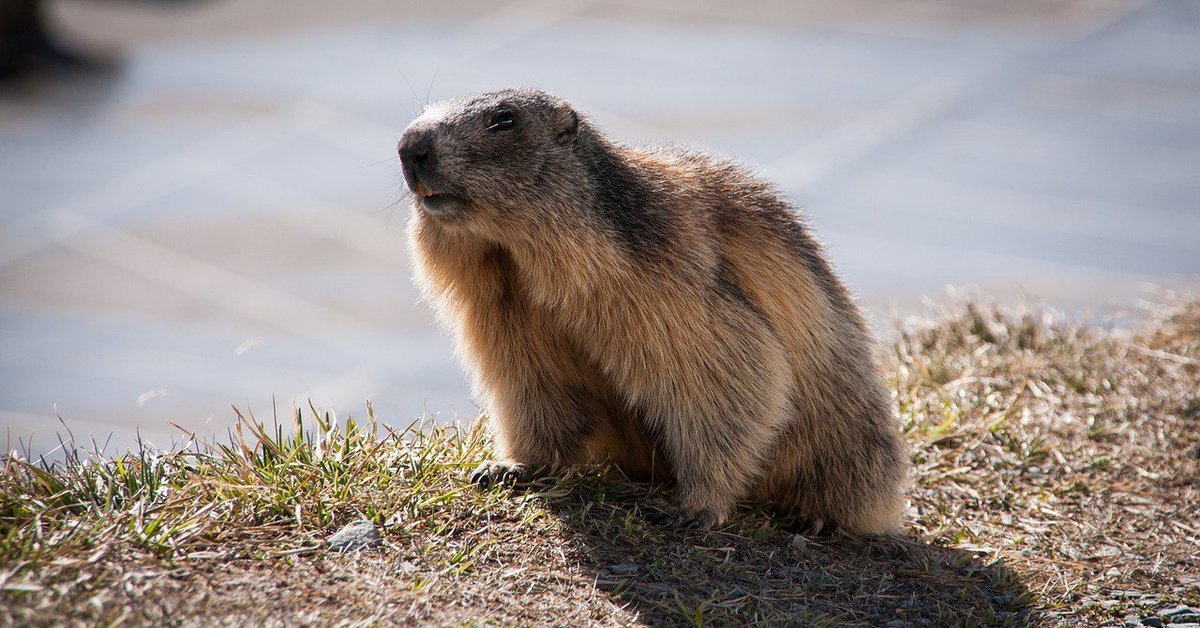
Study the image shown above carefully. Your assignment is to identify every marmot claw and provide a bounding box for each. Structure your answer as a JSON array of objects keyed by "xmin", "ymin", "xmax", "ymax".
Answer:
[
  {"xmin": 469, "ymin": 460, "xmax": 530, "ymax": 488},
  {"xmin": 645, "ymin": 507, "xmax": 721, "ymax": 531}
]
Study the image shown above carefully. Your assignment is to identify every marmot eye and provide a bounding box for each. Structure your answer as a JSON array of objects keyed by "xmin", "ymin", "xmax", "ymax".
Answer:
[{"xmin": 488, "ymin": 111, "xmax": 516, "ymax": 131}]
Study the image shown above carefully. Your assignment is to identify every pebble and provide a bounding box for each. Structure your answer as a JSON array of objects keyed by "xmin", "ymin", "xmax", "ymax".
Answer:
[
  {"xmin": 1116, "ymin": 606, "xmax": 1200, "ymax": 626},
  {"xmin": 1163, "ymin": 606, "xmax": 1200, "ymax": 622},
  {"xmin": 606, "ymin": 563, "xmax": 639, "ymax": 575},
  {"xmin": 327, "ymin": 520, "xmax": 382, "ymax": 552},
  {"xmin": 789, "ymin": 534, "xmax": 807, "ymax": 550}
]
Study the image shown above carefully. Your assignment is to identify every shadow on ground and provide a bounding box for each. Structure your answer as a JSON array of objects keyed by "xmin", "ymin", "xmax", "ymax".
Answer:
[{"xmin": 540, "ymin": 475, "xmax": 1034, "ymax": 626}]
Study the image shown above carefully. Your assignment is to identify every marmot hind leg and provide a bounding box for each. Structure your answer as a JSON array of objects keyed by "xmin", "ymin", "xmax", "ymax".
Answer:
[{"xmin": 642, "ymin": 323, "xmax": 794, "ymax": 529}]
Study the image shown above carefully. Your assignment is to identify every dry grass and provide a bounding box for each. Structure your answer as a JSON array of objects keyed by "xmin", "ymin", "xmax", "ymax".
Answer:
[{"xmin": 1, "ymin": 296, "xmax": 1197, "ymax": 626}]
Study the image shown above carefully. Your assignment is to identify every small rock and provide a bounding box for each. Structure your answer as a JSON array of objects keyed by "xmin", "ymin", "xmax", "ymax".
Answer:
[
  {"xmin": 790, "ymin": 534, "xmax": 807, "ymax": 550},
  {"xmin": 1142, "ymin": 617, "xmax": 1164, "ymax": 628},
  {"xmin": 327, "ymin": 520, "xmax": 382, "ymax": 552},
  {"xmin": 885, "ymin": 620, "xmax": 907, "ymax": 628},
  {"xmin": 1163, "ymin": 606, "xmax": 1200, "ymax": 622},
  {"xmin": 607, "ymin": 563, "xmax": 639, "ymax": 576},
  {"xmin": 1123, "ymin": 615, "xmax": 1141, "ymax": 628}
]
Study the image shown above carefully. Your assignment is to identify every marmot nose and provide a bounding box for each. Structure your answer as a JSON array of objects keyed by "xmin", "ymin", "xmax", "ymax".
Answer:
[{"xmin": 398, "ymin": 128, "xmax": 434, "ymax": 168}]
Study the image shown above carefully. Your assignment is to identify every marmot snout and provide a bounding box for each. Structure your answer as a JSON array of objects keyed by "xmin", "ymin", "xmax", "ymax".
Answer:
[{"xmin": 400, "ymin": 88, "xmax": 908, "ymax": 535}]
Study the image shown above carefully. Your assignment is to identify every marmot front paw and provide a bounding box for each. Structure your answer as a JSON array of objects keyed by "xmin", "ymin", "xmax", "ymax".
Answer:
[
  {"xmin": 469, "ymin": 460, "xmax": 532, "ymax": 488},
  {"xmin": 787, "ymin": 516, "xmax": 839, "ymax": 537},
  {"xmin": 646, "ymin": 507, "xmax": 723, "ymax": 531}
]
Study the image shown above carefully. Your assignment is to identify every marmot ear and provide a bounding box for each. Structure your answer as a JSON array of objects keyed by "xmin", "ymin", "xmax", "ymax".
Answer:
[{"xmin": 555, "ymin": 108, "xmax": 579, "ymax": 146}]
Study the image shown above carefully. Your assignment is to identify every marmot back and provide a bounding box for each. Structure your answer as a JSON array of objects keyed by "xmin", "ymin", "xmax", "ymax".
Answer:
[{"xmin": 399, "ymin": 88, "xmax": 908, "ymax": 534}]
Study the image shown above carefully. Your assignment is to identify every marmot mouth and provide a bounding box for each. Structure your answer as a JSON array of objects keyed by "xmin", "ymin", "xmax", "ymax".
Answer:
[{"xmin": 420, "ymin": 192, "xmax": 464, "ymax": 214}]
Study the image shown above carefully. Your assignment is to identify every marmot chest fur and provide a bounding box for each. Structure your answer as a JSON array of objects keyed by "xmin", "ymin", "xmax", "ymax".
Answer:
[{"xmin": 399, "ymin": 88, "xmax": 907, "ymax": 534}]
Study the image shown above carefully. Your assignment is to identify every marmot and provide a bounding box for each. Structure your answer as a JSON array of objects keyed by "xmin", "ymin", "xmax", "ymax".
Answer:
[{"xmin": 399, "ymin": 88, "xmax": 908, "ymax": 535}]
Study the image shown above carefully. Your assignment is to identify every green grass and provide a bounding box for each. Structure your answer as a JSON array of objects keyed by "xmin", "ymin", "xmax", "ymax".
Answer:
[
  {"xmin": 2, "ymin": 402, "xmax": 493, "ymax": 563},
  {"xmin": 2, "ymin": 296, "xmax": 1198, "ymax": 626}
]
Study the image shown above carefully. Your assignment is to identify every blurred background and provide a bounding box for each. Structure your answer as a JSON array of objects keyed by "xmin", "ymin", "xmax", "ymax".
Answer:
[{"xmin": 2, "ymin": 0, "xmax": 1199, "ymax": 455}]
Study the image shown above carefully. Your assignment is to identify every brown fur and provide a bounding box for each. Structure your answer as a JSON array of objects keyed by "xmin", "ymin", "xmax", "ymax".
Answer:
[{"xmin": 399, "ymin": 89, "xmax": 908, "ymax": 534}]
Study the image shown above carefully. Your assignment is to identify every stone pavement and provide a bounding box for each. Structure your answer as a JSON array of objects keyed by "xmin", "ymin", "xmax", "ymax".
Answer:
[{"xmin": 2, "ymin": 0, "xmax": 1199, "ymax": 452}]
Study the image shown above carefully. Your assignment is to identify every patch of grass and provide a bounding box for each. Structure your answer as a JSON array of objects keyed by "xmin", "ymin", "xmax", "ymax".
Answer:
[{"xmin": 2, "ymin": 296, "xmax": 1198, "ymax": 626}]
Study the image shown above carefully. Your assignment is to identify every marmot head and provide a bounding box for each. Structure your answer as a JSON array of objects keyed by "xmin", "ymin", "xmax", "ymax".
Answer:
[{"xmin": 397, "ymin": 88, "xmax": 583, "ymax": 226}]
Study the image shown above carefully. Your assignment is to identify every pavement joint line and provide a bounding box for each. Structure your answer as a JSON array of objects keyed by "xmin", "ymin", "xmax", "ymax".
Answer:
[
  {"xmin": 595, "ymin": 0, "xmax": 1143, "ymax": 40},
  {"xmin": 53, "ymin": 210, "xmax": 399, "ymax": 348},
  {"xmin": 936, "ymin": 117, "xmax": 1200, "ymax": 173},
  {"xmin": 830, "ymin": 0, "xmax": 1148, "ymax": 41},
  {"xmin": 853, "ymin": 171, "xmax": 1200, "ymax": 251},
  {"xmin": 0, "ymin": 309, "xmax": 345, "ymax": 389},
  {"xmin": 209, "ymin": 172, "xmax": 413, "ymax": 266},
  {"xmin": 765, "ymin": 76, "xmax": 969, "ymax": 191},
  {"xmin": 0, "ymin": 103, "xmax": 347, "ymax": 272},
  {"xmin": 763, "ymin": 0, "xmax": 1154, "ymax": 195},
  {"xmin": 0, "ymin": 152, "xmax": 227, "ymax": 270},
  {"xmin": 0, "ymin": 367, "xmax": 344, "ymax": 420},
  {"xmin": 823, "ymin": 227, "xmax": 1158, "ymax": 286}
]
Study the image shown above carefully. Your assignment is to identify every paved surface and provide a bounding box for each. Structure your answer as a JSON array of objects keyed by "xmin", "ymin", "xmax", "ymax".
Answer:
[{"xmin": 2, "ymin": 0, "xmax": 1199, "ymax": 453}]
